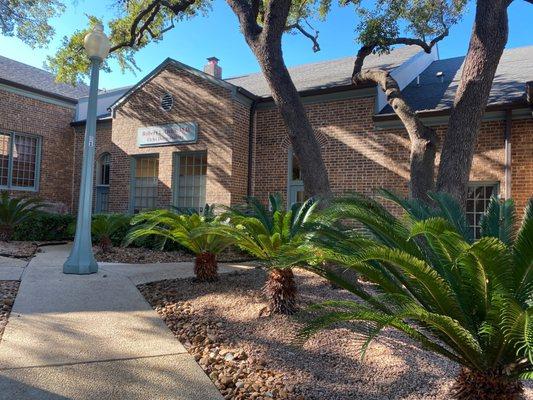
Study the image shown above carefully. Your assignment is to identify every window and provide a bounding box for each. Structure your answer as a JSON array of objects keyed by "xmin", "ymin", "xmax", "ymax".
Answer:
[
  {"xmin": 95, "ymin": 153, "xmax": 110, "ymax": 213},
  {"xmin": 97, "ymin": 153, "xmax": 110, "ymax": 186},
  {"xmin": 0, "ymin": 131, "xmax": 41, "ymax": 191},
  {"xmin": 466, "ymin": 182, "xmax": 499, "ymax": 239},
  {"xmin": 173, "ymin": 152, "xmax": 207, "ymax": 212},
  {"xmin": 132, "ymin": 156, "xmax": 159, "ymax": 212}
]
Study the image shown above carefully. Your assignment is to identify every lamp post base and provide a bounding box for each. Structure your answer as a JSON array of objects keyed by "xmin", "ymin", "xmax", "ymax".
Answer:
[{"xmin": 63, "ymin": 253, "xmax": 98, "ymax": 275}]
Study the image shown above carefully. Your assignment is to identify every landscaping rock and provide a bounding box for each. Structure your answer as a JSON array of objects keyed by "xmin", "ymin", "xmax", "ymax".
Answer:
[
  {"xmin": 138, "ymin": 269, "xmax": 533, "ymax": 400},
  {"xmin": 0, "ymin": 280, "xmax": 19, "ymax": 339}
]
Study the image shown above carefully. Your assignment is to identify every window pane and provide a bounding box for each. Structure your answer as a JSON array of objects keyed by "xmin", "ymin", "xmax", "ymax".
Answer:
[
  {"xmin": 12, "ymin": 134, "xmax": 37, "ymax": 188},
  {"xmin": 134, "ymin": 157, "xmax": 158, "ymax": 212},
  {"xmin": 174, "ymin": 152, "xmax": 207, "ymax": 211},
  {"xmin": 0, "ymin": 134, "xmax": 10, "ymax": 187},
  {"xmin": 467, "ymin": 182, "xmax": 499, "ymax": 239},
  {"xmin": 291, "ymin": 152, "xmax": 302, "ymax": 181}
]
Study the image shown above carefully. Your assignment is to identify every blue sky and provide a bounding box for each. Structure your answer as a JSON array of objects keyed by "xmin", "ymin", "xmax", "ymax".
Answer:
[{"xmin": 0, "ymin": 0, "xmax": 531, "ymax": 89}]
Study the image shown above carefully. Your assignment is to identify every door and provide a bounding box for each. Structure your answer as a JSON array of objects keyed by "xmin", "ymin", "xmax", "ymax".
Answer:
[
  {"xmin": 288, "ymin": 148, "xmax": 305, "ymax": 206},
  {"xmin": 95, "ymin": 153, "xmax": 110, "ymax": 212}
]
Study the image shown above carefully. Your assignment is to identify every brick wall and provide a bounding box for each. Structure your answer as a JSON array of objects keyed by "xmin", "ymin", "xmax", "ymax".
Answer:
[
  {"xmin": 511, "ymin": 118, "xmax": 533, "ymax": 215},
  {"xmin": 0, "ymin": 88, "xmax": 75, "ymax": 211},
  {"xmin": 72, "ymin": 121, "xmax": 113, "ymax": 212},
  {"xmin": 76, "ymin": 65, "xmax": 250, "ymax": 213},
  {"xmin": 253, "ymin": 96, "xmax": 531, "ymax": 216},
  {"xmin": 71, "ymin": 74, "xmax": 532, "ymax": 219}
]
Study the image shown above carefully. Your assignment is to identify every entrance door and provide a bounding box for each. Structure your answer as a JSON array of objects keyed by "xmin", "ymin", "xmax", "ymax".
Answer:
[
  {"xmin": 288, "ymin": 148, "xmax": 305, "ymax": 206},
  {"xmin": 95, "ymin": 153, "xmax": 110, "ymax": 212}
]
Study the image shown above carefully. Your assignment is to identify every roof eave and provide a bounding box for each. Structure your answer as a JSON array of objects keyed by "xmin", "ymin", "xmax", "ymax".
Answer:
[
  {"xmin": 0, "ymin": 77, "xmax": 79, "ymax": 104},
  {"xmin": 373, "ymin": 99, "xmax": 530, "ymax": 122}
]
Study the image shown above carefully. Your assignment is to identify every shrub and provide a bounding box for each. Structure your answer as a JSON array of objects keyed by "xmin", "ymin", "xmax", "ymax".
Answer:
[
  {"xmin": 207, "ymin": 194, "xmax": 320, "ymax": 314},
  {"xmin": 92, "ymin": 214, "xmax": 132, "ymax": 252},
  {"xmin": 289, "ymin": 193, "xmax": 533, "ymax": 400},
  {"xmin": 0, "ymin": 191, "xmax": 46, "ymax": 241},
  {"xmin": 125, "ymin": 208, "xmax": 236, "ymax": 282},
  {"xmin": 13, "ymin": 211, "xmax": 75, "ymax": 242}
]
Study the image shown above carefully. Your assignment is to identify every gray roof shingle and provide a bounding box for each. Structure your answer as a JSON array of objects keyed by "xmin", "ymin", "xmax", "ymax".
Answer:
[
  {"xmin": 0, "ymin": 55, "xmax": 89, "ymax": 100},
  {"xmin": 380, "ymin": 45, "xmax": 533, "ymax": 114},
  {"xmin": 225, "ymin": 45, "xmax": 422, "ymax": 98}
]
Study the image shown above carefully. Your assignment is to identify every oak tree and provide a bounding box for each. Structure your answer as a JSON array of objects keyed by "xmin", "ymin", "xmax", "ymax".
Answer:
[{"xmin": 0, "ymin": 0, "xmax": 65, "ymax": 48}]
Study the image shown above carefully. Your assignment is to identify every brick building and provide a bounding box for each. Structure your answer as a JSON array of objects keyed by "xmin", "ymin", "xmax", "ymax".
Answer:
[{"xmin": 1, "ymin": 46, "xmax": 532, "ymax": 236}]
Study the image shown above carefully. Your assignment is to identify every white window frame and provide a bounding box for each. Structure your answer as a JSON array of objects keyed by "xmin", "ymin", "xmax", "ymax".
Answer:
[{"xmin": 466, "ymin": 181, "xmax": 500, "ymax": 239}]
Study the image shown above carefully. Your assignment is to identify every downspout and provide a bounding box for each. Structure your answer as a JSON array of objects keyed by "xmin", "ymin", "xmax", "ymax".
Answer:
[
  {"xmin": 246, "ymin": 100, "xmax": 257, "ymax": 198},
  {"xmin": 504, "ymin": 109, "xmax": 512, "ymax": 199}
]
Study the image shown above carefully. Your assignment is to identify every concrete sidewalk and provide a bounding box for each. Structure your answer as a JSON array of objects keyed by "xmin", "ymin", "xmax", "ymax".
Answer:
[{"xmin": 0, "ymin": 245, "xmax": 248, "ymax": 400}]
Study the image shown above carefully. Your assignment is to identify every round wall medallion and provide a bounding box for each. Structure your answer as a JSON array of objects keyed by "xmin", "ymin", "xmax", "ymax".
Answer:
[{"xmin": 161, "ymin": 92, "xmax": 174, "ymax": 112}]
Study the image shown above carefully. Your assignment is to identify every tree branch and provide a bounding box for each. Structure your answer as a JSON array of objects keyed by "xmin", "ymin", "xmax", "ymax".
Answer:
[
  {"xmin": 261, "ymin": 0, "xmax": 292, "ymax": 43},
  {"xmin": 226, "ymin": 0, "xmax": 262, "ymax": 43},
  {"xmin": 288, "ymin": 21, "xmax": 320, "ymax": 52},
  {"xmin": 110, "ymin": 0, "xmax": 161, "ymax": 52},
  {"xmin": 352, "ymin": 29, "xmax": 448, "ymax": 77},
  {"xmin": 110, "ymin": 0, "xmax": 194, "ymax": 53}
]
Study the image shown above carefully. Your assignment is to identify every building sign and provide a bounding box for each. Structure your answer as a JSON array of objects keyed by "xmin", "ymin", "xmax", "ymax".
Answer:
[{"xmin": 137, "ymin": 122, "xmax": 198, "ymax": 147}]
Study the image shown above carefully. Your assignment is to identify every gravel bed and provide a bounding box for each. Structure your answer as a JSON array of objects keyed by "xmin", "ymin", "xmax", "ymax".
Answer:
[
  {"xmin": 95, "ymin": 246, "xmax": 253, "ymax": 264},
  {"xmin": 0, "ymin": 241, "xmax": 38, "ymax": 260},
  {"xmin": 0, "ymin": 280, "xmax": 20, "ymax": 339},
  {"xmin": 139, "ymin": 269, "xmax": 533, "ymax": 400}
]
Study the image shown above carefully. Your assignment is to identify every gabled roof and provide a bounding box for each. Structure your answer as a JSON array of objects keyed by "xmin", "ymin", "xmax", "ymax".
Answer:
[
  {"xmin": 225, "ymin": 45, "xmax": 422, "ymax": 98},
  {"xmin": 0, "ymin": 55, "xmax": 89, "ymax": 101},
  {"xmin": 109, "ymin": 57, "xmax": 249, "ymax": 112},
  {"xmin": 380, "ymin": 45, "xmax": 533, "ymax": 115}
]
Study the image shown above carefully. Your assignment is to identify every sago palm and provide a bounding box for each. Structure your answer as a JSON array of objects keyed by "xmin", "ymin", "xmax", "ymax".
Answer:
[
  {"xmin": 125, "ymin": 209, "xmax": 235, "ymax": 282},
  {"xmin": 91, "ymin": 213, "xmax": 131, "ymax": 253},
  {"xmin": 283, "ymin": 193, "xmax": 533, "ymax": 399},
  {"xmin": 208, "ymin": 194, "xmax": 319, "ymax": 315},
  {"xmin": 0, "ymin": 191, "xmax": 44, "ymax": 241}
]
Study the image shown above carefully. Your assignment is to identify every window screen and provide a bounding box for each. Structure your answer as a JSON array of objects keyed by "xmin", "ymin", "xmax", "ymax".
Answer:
[
  {"xmin": 0, "ymin": 131, "xmax": 40, "ymax": 190},
  {"xmin": 133, "ymin": 156, "xmax": 159, "ymax": 212},
  {"xmin": 174, "ymin": 152, "xmax": 207, "ymax": 212},
  {"xmin": 466, "ymin": 182, "xmax": 499, "ymax": 239}
]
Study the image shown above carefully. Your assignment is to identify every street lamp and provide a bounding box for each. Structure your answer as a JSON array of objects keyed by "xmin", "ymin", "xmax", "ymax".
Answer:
[{"xmin": 64, "ymin": 23, "xmax": 111, "ymax": 275}]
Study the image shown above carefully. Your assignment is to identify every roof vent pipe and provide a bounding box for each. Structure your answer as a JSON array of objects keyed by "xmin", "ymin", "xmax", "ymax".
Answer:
[{"xmin": 436, "ymin": 71, "xmax": 444, "ymax": 83}]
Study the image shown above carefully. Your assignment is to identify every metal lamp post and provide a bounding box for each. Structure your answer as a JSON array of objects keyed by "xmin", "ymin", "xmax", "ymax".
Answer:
[{"xmin": 64, "ymin": 24, "xmax": 111, "ymax": 275}]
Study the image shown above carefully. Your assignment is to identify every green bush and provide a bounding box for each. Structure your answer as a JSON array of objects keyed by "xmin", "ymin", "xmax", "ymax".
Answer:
[{"xmin": 13, "ymin": 212, "xmax": 75, "ymax": 241}]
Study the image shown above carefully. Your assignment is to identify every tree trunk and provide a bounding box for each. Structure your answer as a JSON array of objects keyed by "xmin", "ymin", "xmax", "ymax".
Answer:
[
  {"xmin": 436, "ymin": 0, "xmax": 510, "ymax": 204},
  {"xmin": 250, "ymin": 38, "xmax": 331, "ymax": 199},
  {"xmin": 194, "ymin": 252, "xmax": 218, "ymax": 282},
  {"xmin": 451, "ymin": 368, "xmax": 524, "ymax": 400},
  {"xmin": 353, "ymin": 67, "xmax": 438, "ymax": 201},
  {"xmin": 264, "ymin": 268, "xmax": 297, "ymax": 315},
  {"xmin": 99, "ymin": 236, "xmax": 112, "ymax": 253},
  {"xmin": 0, "ymin": 225, "xmax": 13, "ymax": 242}
]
